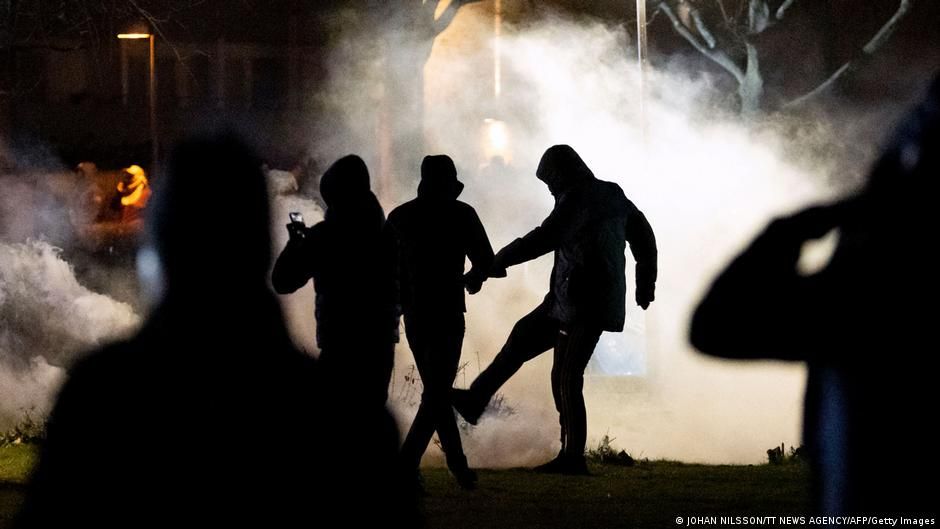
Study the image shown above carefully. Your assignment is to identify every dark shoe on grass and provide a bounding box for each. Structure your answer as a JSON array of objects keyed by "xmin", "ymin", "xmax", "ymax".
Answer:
[
  {"xmin": 453, "ymin": 467, "xmax": 478, "ymax": 490},
  {"xmin": 533, "ymin": 455, "xmax": 590, "ymax": 476}
]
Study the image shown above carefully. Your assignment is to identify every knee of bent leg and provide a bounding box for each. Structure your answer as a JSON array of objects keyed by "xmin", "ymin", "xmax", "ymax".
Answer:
[{"xmin": 420, "ymin": 382, "xmax": 449, "ymax": 404}]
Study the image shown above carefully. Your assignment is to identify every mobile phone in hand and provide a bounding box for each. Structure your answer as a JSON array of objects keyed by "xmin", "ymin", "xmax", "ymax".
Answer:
[{"xmin": 287, "ymin": 212, "xmax": 306, "ymax": 240}]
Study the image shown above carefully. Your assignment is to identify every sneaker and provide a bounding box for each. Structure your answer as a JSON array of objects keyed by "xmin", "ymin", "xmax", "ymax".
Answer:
[
  {"xmin": 533, "ymin": 455, "xmax": 590, "ymax": 476},
  {"xmin": 451, "ymin": 388, "xmax": 484, "ymax": 425},
  {"xmin": 452, "ymin": 467, "xmax": 478, "ymax": 490},
  {"xmin": 564, "ymin": 457, "xmax": 590, "ymax": 476}
]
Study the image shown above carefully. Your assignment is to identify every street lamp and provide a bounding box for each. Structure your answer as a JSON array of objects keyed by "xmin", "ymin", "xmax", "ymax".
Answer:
[{"xmin": 118, "ymin": 27, "xmax": 158, "ymax": 174}]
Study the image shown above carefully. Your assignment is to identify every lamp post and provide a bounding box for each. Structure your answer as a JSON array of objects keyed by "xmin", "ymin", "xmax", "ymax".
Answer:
[
  {"xmin": 636, "ymin": 0, "xmax": 649, "ymax": 145},
  {"xmin": 118, "ymin": 30, "xmax": 158, "ymax": 174}
]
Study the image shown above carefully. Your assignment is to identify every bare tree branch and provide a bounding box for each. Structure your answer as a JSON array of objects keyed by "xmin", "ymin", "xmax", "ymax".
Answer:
[
  {"xmin": 785, "ymin": 0, "xmax": 913, "ymax": 108},
  {"xmin": 127, "ymin": 0, "xmax": 185, "ymax": 63},
  {"xmin": 747, "ymin": 0, "xmax": 769, "ymax": 34},
  {"xmin": 775, "ymin": 0, "xmax": 796, "ymax": 20},
  {"xmin": 715, "ymin": 0, "xmax": 732, "ymax": 26},
  {"xmin": 689, "ymin": 5, "xmax": 716, "ymax": 48},
  {"xmin": 657, "ymin": 1, "xmax": 745, "ymax": 83},
  {"xmin": 433, "ymin": 0, "xmax": 482, "ymax": 37}
]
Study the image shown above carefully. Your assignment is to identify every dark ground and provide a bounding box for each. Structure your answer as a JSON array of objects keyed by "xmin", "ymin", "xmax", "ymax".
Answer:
[{"xmin": 0, "ymin": 445, "xmax": 810, "ymax": 529}]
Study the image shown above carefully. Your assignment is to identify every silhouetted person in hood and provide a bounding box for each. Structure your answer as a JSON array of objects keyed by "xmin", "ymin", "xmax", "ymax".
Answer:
[
  {"xmin": 387, "ymin": 155, "xmax": 493, "ymax": 489},
  {"xmin": 272, "ymin": 154, "xmax": 400, "ymax": 408},
  {"xmin": 691, "ymin": 77, "xmax": 940, "ymax": 516},
  {"xmin": 17, "ymin": 135, "xmax": 409, "ymax": 528},
  {"xmin": 454, "ymin": 145, "xmax": 657, "ymax": 475}
]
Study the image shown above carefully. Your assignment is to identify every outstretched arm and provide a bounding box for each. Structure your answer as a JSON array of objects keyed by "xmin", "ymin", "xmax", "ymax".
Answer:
[
  {"xmin": 690, "ymin": 204, "xmax": 845, "ymax": 360},
  {"xmin": 492, "ymin": 198, "xmax": 569, "ymax": 273}
]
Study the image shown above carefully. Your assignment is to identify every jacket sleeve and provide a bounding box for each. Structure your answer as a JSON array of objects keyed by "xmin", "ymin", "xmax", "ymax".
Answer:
[
  {"xmin": 625, "ymin": 205, "xmax": 658, "ymax": 298},
  {"xmin": 271, "ymin": 227, "xmax": 317, "ymax": 294},
  {"xmin": 689, "ymin": 205, "xmax": 844, "ymax": 360},
  {"xmin": 381, "ymin": 222, "xmax": 402, "ymax": 339},
  {"xmin": 496, "ymin": 197, "xmax": 569, "ymax": 269},
  {"xmin": 463, "ymin": 208, "xmax": 495, "ymax": 284}
]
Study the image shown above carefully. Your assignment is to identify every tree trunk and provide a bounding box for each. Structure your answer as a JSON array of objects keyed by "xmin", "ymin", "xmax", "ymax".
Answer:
[{"xmin": 738, "ymin": 42, "xmax": 764, "ymax": 116}]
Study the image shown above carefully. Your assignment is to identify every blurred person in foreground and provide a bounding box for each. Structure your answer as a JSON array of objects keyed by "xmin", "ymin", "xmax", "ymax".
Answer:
[
  {"xmin": 18, "ymin": 135, "xmax": 409, "ymax": 528},
  {"xmin": 691, "ymin": 77, "xmax": 940, "ymax": 516}
]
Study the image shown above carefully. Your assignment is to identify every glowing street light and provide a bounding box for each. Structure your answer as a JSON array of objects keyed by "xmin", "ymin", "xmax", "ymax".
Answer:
[
  {"xmin": 482, "ymin": 118, "xmax": 510, "ymax": 163},
  {"xmin": 117, "ymin": 26, "xmax": 158, "ymax": 173}
]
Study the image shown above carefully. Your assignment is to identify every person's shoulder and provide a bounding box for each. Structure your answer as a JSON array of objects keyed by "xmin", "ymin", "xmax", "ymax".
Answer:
[
  {"xmin": 303, "ymin": 220, "xmax": 329, "ymax": 240},
  {"xmin": 595, "ymin": 178, "xmax": 626, "ymax": 195},
  {"xmin": 68, "ymin": 340, "xmax": 138, "ymax": 379},
  {"xmin": 51, "ymin": 339, "xmax": 141, "ymax": 413},
  {"xmin": 594, "ymin": 179, "xmax": 636, "ymax": 208},
  {"xmin": 453, "ymin": 200, "xmax": 481, "ymax": 217},
  {"xmin": 387, "ymin": 199, "xmax": 419, "ymax": 223}
]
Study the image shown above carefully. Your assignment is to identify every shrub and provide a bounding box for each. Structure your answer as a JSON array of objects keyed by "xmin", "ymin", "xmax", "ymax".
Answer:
[
  {"xmin": 766, "ymin": 443, "xmax": 806, "ymax": 465},
  {"xmin": 0, "ymin": 409, "xmax": 46, "ymax": 446},
  {"xmin": 586, "ymin": 433, "xmax": 636, "ymax": 467}
]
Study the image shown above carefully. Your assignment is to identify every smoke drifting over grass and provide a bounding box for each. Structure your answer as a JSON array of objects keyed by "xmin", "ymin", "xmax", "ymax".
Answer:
[{"xmin": 0, "ymin": 241, "xmax": 140, "ymax": 428}]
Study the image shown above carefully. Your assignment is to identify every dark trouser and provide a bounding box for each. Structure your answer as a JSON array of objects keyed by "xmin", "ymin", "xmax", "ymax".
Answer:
[
  {"xmin": 319, "ymin": 341, "xmax": 395, "ymax": 409},
  {"xmin": 468, "ymin": 301, "xmax": 602, "ymax": 459},
  {"xmin": 400, "ymin": 313, "xmax": 470, "ymax": 473}
]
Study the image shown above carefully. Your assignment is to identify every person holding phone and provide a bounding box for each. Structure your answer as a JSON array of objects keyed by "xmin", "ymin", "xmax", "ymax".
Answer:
[{"xmin": 272, "ymin": 155, "xmax": 400, "ymax": 409}]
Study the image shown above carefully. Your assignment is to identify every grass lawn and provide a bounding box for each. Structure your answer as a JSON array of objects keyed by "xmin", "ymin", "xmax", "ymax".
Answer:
[
  {"xmin": 0, "ymin": 445, "xmax": 36, "ymax": 529},
  {"xmin": 0, "ymin": 445, "xmax": 810, "ymax": 529},
  {"xmin": 421, "ymin": 462, "xmax": 810, "ymax": 529}
]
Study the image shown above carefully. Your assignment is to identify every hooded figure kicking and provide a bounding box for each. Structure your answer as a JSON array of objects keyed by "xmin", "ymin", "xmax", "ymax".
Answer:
[{"xmin": 453, "ymin": 145, "xmax": 657, "ymax": 474}]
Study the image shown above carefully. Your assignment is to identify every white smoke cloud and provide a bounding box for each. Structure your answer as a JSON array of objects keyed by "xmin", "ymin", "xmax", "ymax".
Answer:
[{"xmin": 0, "ymin": 240, "xmax": 140, "ymax": 428}]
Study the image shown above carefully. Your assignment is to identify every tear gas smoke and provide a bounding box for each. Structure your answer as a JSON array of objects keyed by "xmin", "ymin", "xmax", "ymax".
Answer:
[
  {"xmin": 0, "ymin": 240, "xmax": 140, "ymax": 428},
  {"xmin": 307, "ymin": 7, "xmax": 872, "ymax": 465}
]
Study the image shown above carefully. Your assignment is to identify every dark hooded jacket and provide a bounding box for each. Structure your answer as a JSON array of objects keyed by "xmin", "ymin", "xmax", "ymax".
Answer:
[
  {"xmin": 386, "ymin": 156, "xmax": 494, "ymax": 318},
  {"xmin": 496, "ymin": 145, "xmax": 657, "ymax": 331},
  {"xmin": 272, "ymin": 155, "xmax": 400, "ymax": 349}
]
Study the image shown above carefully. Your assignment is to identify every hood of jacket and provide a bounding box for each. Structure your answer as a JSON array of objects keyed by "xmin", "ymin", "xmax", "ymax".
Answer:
[{"xmin": 536, "ymin": 145, "xmax": 595, "ymax": 197}]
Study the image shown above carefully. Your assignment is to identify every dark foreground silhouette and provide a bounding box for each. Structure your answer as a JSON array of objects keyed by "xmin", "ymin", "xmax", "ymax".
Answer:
[
  {"xmin": 18, "ymin": 136, "xmax": 411, "ymax": 528},
  {"xmin": 691, "ymin": 77, "xmax": 940, "ymax": 516},
  {"xmin": 454, "ymin": 145, "xmax": 658, "ymax": 475},
  {"xmin": 388, "ymin": 155, "xmax": 494, "ymax": 489}
]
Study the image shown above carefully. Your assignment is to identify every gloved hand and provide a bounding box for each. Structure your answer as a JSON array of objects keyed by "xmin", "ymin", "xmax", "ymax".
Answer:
[
  {"xmin": 636, "ymin": 284, "xmax": 654, "ymax": 310},
  {"xmin": 286, "ymin": 222, "xmax": 306, "ymax": 242},
  {"xmin": 464, "ymin": 273, "xmax": 484, "ymax": 295},
  {"xmin": 489, "ymin": 250, "xmax": 509, "ymax": 278}
]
